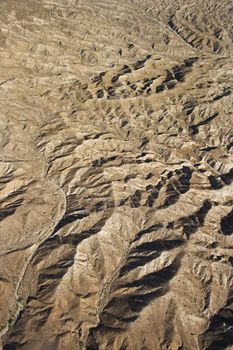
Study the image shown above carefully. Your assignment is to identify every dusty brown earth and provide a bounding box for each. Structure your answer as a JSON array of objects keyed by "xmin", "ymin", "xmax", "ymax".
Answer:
[{"xmin": 0, "ymin": 0, "xmax": 232, "ymax": 349}]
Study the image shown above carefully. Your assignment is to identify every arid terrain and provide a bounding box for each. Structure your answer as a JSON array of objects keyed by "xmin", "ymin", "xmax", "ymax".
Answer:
[{"xmin": 0, "ymin": 0, "xmax": 232, "ymax": 349}]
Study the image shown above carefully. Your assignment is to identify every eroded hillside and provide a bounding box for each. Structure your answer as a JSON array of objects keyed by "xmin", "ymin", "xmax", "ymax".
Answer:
[{"xmin": 0, "ymin": 1, "xmax": 232, "ymax": 349}]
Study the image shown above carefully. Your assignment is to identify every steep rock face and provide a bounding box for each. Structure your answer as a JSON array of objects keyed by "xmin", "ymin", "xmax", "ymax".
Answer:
[{"xmin": 0, "ymin": 1, "xmax": 232, "ymax": 349}]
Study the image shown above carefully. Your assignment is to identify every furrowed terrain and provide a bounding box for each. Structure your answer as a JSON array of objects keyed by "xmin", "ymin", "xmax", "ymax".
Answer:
[{"xmin": 0, "ymin": 1, "xmax": 232, "ymax": 349}]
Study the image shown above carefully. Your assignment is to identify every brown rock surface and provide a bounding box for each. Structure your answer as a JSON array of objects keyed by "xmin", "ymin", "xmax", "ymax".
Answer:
[{"xmin": 0, "ymin": 0, "xmax": 232, "ymax": 349}]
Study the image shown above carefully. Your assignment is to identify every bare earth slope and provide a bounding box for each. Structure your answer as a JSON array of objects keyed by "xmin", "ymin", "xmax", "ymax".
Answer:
[{"xmin": 0, "ymin": 1, "xmax": 232, "ymax": 349}]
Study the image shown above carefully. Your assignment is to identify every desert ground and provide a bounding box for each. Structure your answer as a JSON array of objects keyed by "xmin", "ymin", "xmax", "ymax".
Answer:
[{"xmin": 0, "ymin": 0, "xmax": 232, "ymax": 349}]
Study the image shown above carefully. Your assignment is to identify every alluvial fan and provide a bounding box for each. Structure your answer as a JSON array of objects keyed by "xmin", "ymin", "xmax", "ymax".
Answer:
[{"xmin": 0, "ymin": 0, "xmax": 232, "ymax": 349}]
